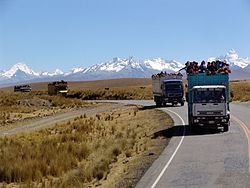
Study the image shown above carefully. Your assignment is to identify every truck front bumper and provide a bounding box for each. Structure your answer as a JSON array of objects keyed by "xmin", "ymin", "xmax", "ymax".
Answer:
[
  {"xmin": 193, "ymin": 115, "xmax": 230, "ymax": 127},
  {"xmin": 163, "ymin": 97, "xmax": 184, "ymax": 103}
]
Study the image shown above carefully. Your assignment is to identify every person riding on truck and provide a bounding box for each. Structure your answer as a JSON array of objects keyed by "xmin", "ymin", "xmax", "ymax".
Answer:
[{"xmin": 181, "ymin": 59, "xmax": 231, "ymax": 132}]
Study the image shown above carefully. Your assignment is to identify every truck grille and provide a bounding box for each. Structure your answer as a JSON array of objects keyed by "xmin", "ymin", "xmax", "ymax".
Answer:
[
  {"xmin": 168, "ymin": 93, "xmax": 182, "ymax": 97},
  {"xmin": 198, "ymin": 111, "xmax": 223, "ymax": 115}
]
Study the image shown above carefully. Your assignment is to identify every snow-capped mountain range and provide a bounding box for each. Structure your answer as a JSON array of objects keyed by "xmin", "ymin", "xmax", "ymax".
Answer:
[
  {"xmin": 208, "ymin": 49, "xmax": 250, "ymax": 69},
  {"xmin": 0, "ymin": 50, "xmax": 250, "ymax": 87}
]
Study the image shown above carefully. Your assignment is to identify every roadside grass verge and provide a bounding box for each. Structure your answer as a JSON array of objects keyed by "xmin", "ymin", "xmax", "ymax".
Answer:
[
  {"xmin": 0, "ymin": 107, "xmax": 173, "ymax": 187},
  {"xmin": 0, "ymin": 91, "xmax": 90, "ymax": 125},
  {"xmin": 230, "ymin": 81, "xmax": 250, "ymax": 102}
]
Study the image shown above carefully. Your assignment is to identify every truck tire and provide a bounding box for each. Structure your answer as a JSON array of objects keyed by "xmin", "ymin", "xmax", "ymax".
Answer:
[
  {"xmin": 191, "ymin": 123, "xmax": 200, "ymax": 133},
  {"xmin": 180, "ymin": 101, "xmax": 184, "ymax": 106},
  {"xmin": 189, "ymin": 116, "xmax": 198, "ymax": 133},
  {"xmin": 188, "ymin": 116, "xmax": 191, "ymax": 126},
  {"xmin": 223, "ymin": 124, "xmax": 229, "ymax": 132},
  {"xmin": 156, "ymin": 102, "xmax": 161, "ymax": 107}
]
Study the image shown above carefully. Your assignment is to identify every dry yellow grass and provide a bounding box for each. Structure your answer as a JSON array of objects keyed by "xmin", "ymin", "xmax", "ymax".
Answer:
[
  {"xmin": 230, "ymin": 81, "xmax": 250, "ymax": 101},
  {"xmin": 68, "ymin": 86, "xmax": 153, "ymax": 100},
  {"xmin": 0, "ymin": 107, "xmax": 173, "ymax": 187},
  {"xmin": 0, "ymin": 91, "xmax": 89, "ymax": 126},
  {"xmin": 68, "ymin": 78, "xmax": 151, "ymax": 90},
  {"xmin": 0, "ymin": 78, "xmax": 152, "ymax": 92},
  {"xmin": 2, "ymin": 77, "xmax": 249, "ymax": 101}
]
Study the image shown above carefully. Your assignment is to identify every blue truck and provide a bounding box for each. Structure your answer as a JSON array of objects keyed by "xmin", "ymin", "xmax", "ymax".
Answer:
[
  {"xmin": 152, "ymin": 74, "xmax": 185, "ymax": 106},
  {"xmin": 187, "ymin": 73, "xmax": 230, "ymax": 132}
]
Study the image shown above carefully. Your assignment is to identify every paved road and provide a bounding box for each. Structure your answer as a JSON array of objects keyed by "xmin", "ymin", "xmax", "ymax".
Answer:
[{"xmin": 108, "ymin": 100, "xmax": 250, "ymax": 188}]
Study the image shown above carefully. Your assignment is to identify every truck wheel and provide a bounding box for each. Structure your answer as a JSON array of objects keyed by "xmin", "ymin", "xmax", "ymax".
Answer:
[
  {"xmin": 190, "ymin": 124, "xmax": 196, "ymax": 133},
  {"xmin": 156, "ymin": 102, "xmax": 161, "ymax": 107},
  {"xmin": 180, "ymin": 102, "xmax": 184, "ymax": 106},
  {"xmin": 223, "ymin": 124, "xmax": 229, "ymax": 132},
  {"xmin": 188, "ymin": 115, "xmax": 193, "ymax": 126},
  {"xmin": 191, "ymin": 124, "xmax": 199, "ymax": 133},
  {"xmin": 188, "ymin": 117, "xmax": 192, "ymax": 126}
]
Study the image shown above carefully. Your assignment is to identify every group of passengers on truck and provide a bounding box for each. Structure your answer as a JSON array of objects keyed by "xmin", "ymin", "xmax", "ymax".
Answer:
[
  {"xmin": 184, "ymin": 60, "xmax": 231, "ymax": 75},
  {"xmin": 151, "ymin": 72, "xmax": 183, "ymax": 79}
]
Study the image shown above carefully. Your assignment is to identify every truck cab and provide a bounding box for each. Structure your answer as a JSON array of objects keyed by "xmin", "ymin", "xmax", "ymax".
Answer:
[
  {"xmin": 187, "ymin": 73, "xmax": 230, "ymax": 132},
  {"xmin": 162, "ymin": 80, "xmax": 184, "ymax": 104},
  {"xmin": 190, "ymin": 85, "xmax": 230, "ymax": 131}
]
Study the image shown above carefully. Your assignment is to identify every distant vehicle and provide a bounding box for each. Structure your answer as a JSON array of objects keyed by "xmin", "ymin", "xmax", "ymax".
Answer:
[
  {"xmin": 14, "ymin": 85, "xmax": 32, "ymax": 92},
  {"xmin": 152, "ymin": 73, "xmax": 185, "ymax": 106},
  {"xmin": 187, "ymin": 73, "xmax": 230, "ymax": 132},
  {"xmin": 48, "ymin": 80, "xmax": 68, "ymax": 96}
]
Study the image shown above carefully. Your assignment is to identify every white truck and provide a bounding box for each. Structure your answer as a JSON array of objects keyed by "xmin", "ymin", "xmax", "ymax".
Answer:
[
  {"xmin": 152, "ymin": 73, "xmax": 185, "ymax": 106},
  {"xmin": 187, "ymin": 73, "xmax": 230, "ymax": 132}
]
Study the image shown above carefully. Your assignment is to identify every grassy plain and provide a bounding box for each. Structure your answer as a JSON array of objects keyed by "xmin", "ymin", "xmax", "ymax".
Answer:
[
  {"xmin": 1, "ymin": 78, "xmax": 151, "ymax": 91},
  {"xmin": 230, "ymin": 80, "xmax": 250, "ymax": 101},
  {"xmin": 0, "ymin": 91, "xmax": 89, "ymax": 126},
  {"xmin": 0, "ymin": 106, "xmax": 173, "ymax": 188},
  {"xmin": 38, "ymin": 78, "xmax": 153, "ymax": 100}
]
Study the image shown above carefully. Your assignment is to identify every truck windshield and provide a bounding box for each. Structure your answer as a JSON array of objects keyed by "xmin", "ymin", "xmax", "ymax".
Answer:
[
  {"xmin": 193, "ymin": 88, "xmax": 226, "ymax": 103},
  {"xmin": 165, "ymin": 84, "xmax": 182, "ymax": 91}
]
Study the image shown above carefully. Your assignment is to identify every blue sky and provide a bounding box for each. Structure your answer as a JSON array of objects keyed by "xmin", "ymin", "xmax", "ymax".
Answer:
[{"xmin": 1, "ymin": 0, "xmax": 250, "ymax": 71}]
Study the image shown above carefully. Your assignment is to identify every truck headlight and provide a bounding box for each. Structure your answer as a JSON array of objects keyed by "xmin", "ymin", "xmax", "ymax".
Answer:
[
  {"xmin": 194, "ymin": 119, "xmax": 199, "ymax": 123},
  {"xmin": 222, "ymin": 119, "xmax": 227, "ymax": 122}
]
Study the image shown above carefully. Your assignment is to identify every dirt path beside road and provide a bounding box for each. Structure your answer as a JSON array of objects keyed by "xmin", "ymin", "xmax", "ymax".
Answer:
[{"xmin": 0, "ymin": 103, "xmax": 124, "ymax": 137}]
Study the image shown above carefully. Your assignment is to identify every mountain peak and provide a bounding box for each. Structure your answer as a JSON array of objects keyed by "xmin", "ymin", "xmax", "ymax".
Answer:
[
  {"xmin": 227, "ymin": 49, "xmax": 239, "ymax": 60},
  {"xmin": 208, "ymin": 50, "xmax": 250, "ymax": 69},
  {"xmin": 226, "ymin": 50, "xmax": 249, "ymax": 68},
  {"xmin": 3, "ymin": 62, "xmax": 39, "ymax": 78},
  {"xmin": 228, "ymin": 49, "xmax": 237, "ymax": 54}
]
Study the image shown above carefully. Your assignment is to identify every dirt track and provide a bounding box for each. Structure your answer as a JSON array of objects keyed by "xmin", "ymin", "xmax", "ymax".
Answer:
[{"xmin": 0, "ymin": 103, "xmax": 125, "ymax": 137}]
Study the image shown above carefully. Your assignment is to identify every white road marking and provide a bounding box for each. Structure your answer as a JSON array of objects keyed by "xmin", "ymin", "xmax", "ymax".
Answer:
[{"xmin": 150, "ymin": 109, "xmax": 186, "ymax": 188}]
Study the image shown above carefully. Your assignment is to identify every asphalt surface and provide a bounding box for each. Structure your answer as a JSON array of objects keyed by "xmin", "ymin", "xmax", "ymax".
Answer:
[{"xmin": 107, "ymin": 100, "xmax": 250, "ymax": 188}]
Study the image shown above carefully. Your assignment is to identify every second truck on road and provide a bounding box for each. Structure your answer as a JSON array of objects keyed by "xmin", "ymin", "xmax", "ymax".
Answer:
[{"xmin": 152, "ymin": 73, "xmax": 185, "ymax": 107}]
